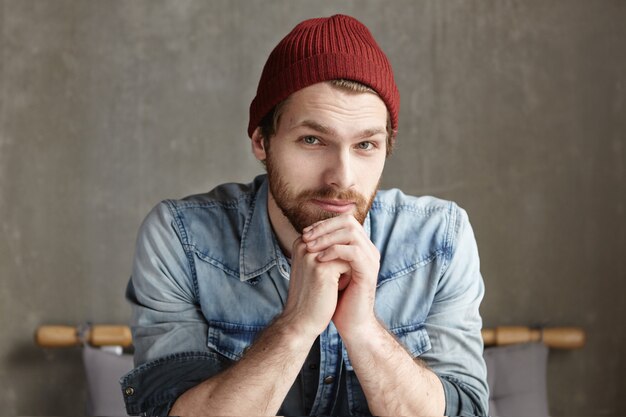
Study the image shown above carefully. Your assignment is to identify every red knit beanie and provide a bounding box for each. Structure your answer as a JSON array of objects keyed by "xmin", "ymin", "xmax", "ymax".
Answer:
[{"xmin": 248, "ymin": 14, "xmax": 399, "ymax": 139}]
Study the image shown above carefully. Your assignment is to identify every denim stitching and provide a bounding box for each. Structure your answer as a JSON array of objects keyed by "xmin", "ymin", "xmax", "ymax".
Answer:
[
  {"xmin": 120, "ymin": 351, "xmax": 221, "ymax": 380},
  {"xmin": 191, "ymin": 243, "xmax": 279, "ymax": 282},
  {"xmin": 370, "ymin": 200, "xmax": 449, "ymax": 216},
  {"xmin": 192, "ymin": 247, "xmax": 240, "ymax": 278},
  {"xmin": 121, "ymin": 352, "xmax": 226, "ymax": 413},
  {"xmin": 241, "ymin": 259, "xmax": 278, "ymax": 279},
  {"xmin": 439, "ymin": 374, "xmax": 487, "ymax": 416},
  {"xmin": 389, "ymin": 325, "xmax": 431, "ymax": 356},
  {"xmin": 174, "ymin": 191, "xmax": 255, "ymax": 210},
  {"xmin": 389, "ymin": 322, "xmax": 425, "ymax": 335},
  {"xmin": 165, "ymin": 200, "xmax": 201, "ymax": 301},
  {"xmin": 439, "ymin": 202, "xmax": 460, "ymax": 278},
  {"xmin": 207, "ymin": 320, "xmax": 267, "ymax": 331},
  {"xmin": 377, "ymin": 249, "xmax": 444, "ymax": 285}
]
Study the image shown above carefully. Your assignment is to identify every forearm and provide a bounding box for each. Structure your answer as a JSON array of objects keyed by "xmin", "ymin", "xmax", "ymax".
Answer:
[
  {"xmin": 170, "ymin": 315, "xmax": 315, "ymax": 416},
  {"xmin": 341, "ymin": 320, "xmax": 445, "ymax": 416}
]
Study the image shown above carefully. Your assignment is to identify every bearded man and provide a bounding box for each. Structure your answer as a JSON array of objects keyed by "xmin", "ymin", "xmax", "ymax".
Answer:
[{"xmin": 120, "ymin": 14, "xmax": 489, "ymax": 416}]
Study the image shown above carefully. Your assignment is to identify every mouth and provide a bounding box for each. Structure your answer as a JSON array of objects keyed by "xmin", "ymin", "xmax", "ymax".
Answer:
[{"xmin": 310, "ymin": 199, "xmax": 356, "ymax": 214}]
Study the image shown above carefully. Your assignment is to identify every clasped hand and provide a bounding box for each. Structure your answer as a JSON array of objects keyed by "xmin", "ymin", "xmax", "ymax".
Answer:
[{"xmin": 282, "ymin": 214, "xmax": 380, "ymax": 340}]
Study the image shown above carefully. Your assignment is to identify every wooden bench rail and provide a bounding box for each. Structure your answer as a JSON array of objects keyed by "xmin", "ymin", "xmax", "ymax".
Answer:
[
  {"xmin": 35, "ymin": 325, "xmax": 133, "ymax": 348},
  {"xmin": 35, "ymin": 324, "xmax": 585, "ymax": 350},
  {"xmin": 482, "ymin": 326, "xmax": 585, "ymax": 349}
]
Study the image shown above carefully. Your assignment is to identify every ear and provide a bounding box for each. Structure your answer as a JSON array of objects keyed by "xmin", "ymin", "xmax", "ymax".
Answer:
[{"xmin": 251, "ymin": 127, "xmax": 267, "ymax": 161}]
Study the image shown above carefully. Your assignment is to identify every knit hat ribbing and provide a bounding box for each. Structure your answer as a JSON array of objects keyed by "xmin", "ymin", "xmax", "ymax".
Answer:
[{"xmin": 248, "ymin": 14, "xmax": 399, "ymax": 139}]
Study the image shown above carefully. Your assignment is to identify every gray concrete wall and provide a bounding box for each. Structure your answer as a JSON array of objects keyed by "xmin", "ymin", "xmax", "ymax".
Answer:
[{"xmin": 1, "ymin": 1, "xmax": 624, "ymax": 415}]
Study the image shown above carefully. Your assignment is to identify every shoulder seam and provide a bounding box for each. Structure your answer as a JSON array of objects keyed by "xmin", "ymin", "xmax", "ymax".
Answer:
[
  {"xmin": 370, "ymin": 200, "xmax": 448, "ymax": 216},
  {"xmin": 440, "ymin": 202, "xmax": 462, "ymax": 277},
  {"xmin": 175, "ymin": 190, "xmax": 256, "ymax": 210},
  {"xmin": 163, "ymin": 200, "xmax": 201, "ymax": 302}
]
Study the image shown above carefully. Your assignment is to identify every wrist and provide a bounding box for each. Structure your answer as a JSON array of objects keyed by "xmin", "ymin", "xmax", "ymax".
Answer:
[
  {"xmin": 273, "ymin": 312, "xmax": 320, "ymax": 350},
  {"xmin": 335, "ymin": 313, "xmax": 383, "ymax": 346}
]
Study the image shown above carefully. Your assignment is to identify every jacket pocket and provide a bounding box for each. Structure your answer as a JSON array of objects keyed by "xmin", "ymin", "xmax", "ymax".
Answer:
[
  {"xmin": 207, "ymin": 320, "xmax": 265, "ymax": 361},
  {"xmin": 391, "ymin": 323, "xmax": 432, "ymax": 357}
]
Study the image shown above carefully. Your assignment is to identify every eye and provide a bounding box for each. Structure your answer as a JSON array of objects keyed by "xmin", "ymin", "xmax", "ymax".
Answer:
[
  {"xmin": 301, "ymin": 136, "xmax": 321, "ymax": 145},
  {"xmin": 356, "ymin": 141, "xmax": 374, "ymax": 150}
]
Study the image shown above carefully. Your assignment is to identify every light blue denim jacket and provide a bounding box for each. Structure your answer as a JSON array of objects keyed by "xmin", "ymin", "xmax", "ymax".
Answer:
[{"xmin": 120, "ymin": 175, "xmax": 489, "ymax": 416}]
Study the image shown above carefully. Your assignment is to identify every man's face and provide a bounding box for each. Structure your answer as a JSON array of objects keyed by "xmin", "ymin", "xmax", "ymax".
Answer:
[{"xmin": 258, "ymin": 82, "xmax": 388, "ymax": 233}]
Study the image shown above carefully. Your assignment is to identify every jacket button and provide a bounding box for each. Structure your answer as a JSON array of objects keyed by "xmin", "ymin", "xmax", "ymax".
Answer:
[
  {"xmin": 323, "ymin": 376, "xmax": 335, "ymax": 384},
  {"xmin": 124, "ymin": 387, "xmax": 135, "ymax": 396}
]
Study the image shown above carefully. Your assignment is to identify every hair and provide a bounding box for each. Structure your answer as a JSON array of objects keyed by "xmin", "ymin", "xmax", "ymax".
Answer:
[{"xmin": 258, "ymin": 79, "xmax": 394, "ymax": 156}]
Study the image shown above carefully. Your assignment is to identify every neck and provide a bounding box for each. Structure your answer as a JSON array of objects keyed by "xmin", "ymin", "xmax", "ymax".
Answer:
[{"xmin": 267, "ymin": 191, "xmax": 300, "ymax": 259}]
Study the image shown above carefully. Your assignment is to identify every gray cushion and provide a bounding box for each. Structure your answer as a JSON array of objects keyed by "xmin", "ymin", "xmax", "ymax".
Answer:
[
  {"xmin": 484, "ymin": 342, "xmax": 550, "ymax": 417},
  {"xmin": 82, "ymin": 345, "xmax": 134, "ymax": 416}
]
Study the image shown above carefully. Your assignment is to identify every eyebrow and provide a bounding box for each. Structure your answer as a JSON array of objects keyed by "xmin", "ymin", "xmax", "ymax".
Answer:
[{"xmin": 292, "ymin": 119, "xmax": 386, "ymax": 139}]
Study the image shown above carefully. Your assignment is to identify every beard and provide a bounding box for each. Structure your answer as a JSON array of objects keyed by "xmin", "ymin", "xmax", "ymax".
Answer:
[{"xmin": 266, "ymin": 153, "xmax": 378, "ymax": 233}]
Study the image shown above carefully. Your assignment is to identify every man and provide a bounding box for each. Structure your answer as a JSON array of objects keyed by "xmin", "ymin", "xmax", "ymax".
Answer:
[{"xmin": 120, "ymin": 14, "xmax": 488, "ymax": 416}]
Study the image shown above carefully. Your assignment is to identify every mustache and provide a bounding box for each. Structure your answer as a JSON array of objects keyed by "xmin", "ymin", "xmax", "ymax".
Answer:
[{"xmin": 296, "ymin": 187, "xmax": 368, "ymax": 204}]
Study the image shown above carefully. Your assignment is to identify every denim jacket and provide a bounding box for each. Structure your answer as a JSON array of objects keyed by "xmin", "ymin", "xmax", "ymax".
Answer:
[{"xmin": 120, "ymin": 175, "xmax": 489, "ymax": 416}]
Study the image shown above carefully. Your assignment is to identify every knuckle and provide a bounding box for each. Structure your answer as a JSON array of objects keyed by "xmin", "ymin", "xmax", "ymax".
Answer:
[
  {"xmin": 293, "ymin": 239, "xmax": 307, "ymax": 253},
  {"xmin": 348, "ymin": 223, "xmax": 364, "ymax": 237},
  {"xmin": 343, "ymin": 213, "xmax": 355, "ymax": 221},
  {"xmin": 351, "ymin": 247, "xmax": 363, "ymax": 261},
  {"xmin": 345, "ymin": 218, "xmax": 358, "ymax": 229},
  {"xmin": 316, "ymin": 234, "xmax": 329, "ymax": 246},
  {"xmin": 304, "ymin": 252, "xmax": 319, "ymax": 265}
]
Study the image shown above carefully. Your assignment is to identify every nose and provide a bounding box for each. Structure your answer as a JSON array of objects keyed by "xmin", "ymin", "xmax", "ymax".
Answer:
[{"xmin": 324, "ymin": 149, "xmax": 355, "ymax": 190}]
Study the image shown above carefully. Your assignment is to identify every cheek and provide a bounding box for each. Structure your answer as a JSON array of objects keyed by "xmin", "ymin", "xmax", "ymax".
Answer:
[
  {"xmin": 282, "ymin": 148, "xmax": 323, "ymax": 172},
  {"xmin": 359, "ymin": 159, "xmax": 385, "ymax": 188},
  {"xmin": 271, "ymin": 151, "xmax": 313, "ymax": 183},
  {"xmin": 282, "ymin": 157, "xmax": 309, "ymax": 180}
]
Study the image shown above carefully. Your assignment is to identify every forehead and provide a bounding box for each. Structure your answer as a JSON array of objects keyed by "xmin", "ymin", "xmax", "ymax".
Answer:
[{"xmin": 278, "ymin": 82, "xmax": 387, "ymax": 131}]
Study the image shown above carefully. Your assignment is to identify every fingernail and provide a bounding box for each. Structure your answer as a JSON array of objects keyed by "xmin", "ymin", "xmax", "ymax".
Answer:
[{"xmin": 307, "ymin": 239, "xmax": 317, "ymax": 247}]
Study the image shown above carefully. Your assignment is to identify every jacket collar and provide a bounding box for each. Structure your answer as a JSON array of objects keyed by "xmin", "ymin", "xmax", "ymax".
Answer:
[{"xmin": 239, "ymin": 176, "xmax": 283, "ymax": 281}]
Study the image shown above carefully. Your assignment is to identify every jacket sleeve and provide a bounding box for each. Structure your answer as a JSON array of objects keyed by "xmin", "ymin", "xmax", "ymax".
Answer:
[
  {"xmin": 119, "ymin": 201, "xmax": 227, "ymax": 415},
  {"xmin": 120, "ymin": 350, "xmax": 230, "ymax": 416},
  {"xmin": 420, "ymin": 205, "xmax": 490, "ymax": 416}
]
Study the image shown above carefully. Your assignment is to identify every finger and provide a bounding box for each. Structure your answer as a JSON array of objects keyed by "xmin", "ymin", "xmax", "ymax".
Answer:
[
  {"xmin": 333, "ymin": 260, "xmax": 353, "ymax": 276},
  {"xmin": 303, "ymin": 214, "xmax": 366, "ymax": 243},
  {"xmin": 302, "ymin": 214, "xmax": 355, "ymax": 238},
  {"xmin": 314, "ymin": 258, "xmax": 352, "ymax": 279},
  {"xmin": 338, "ymin": 273, "xmax": 351, "ymax": 291},
  {"xmin": 318, "ymin": 243, "xmax": 380, "ymax": 270},
  {"xmin": 305, "ymin": 227, "xmax": 372, "ymax": 253},
  {"xmin": 292, "ymin": 236, "xmax": 303, "ymax": 250},
  {"xmin": 316, "ymin": 244, "xmax": 360, "ymax": 263},
  {"xmin": 291, "ymin": 236, "xmax": 308, "ymax": 258}
]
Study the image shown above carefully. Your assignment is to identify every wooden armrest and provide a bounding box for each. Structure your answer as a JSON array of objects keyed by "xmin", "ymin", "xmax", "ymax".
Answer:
[
  {"xmin": 482, "ymin": 326, "xmax": 586, "ymax": 349},
  {"xmin": 35, "ymin": 325, "xmax": 133, "ymax": 348}
]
